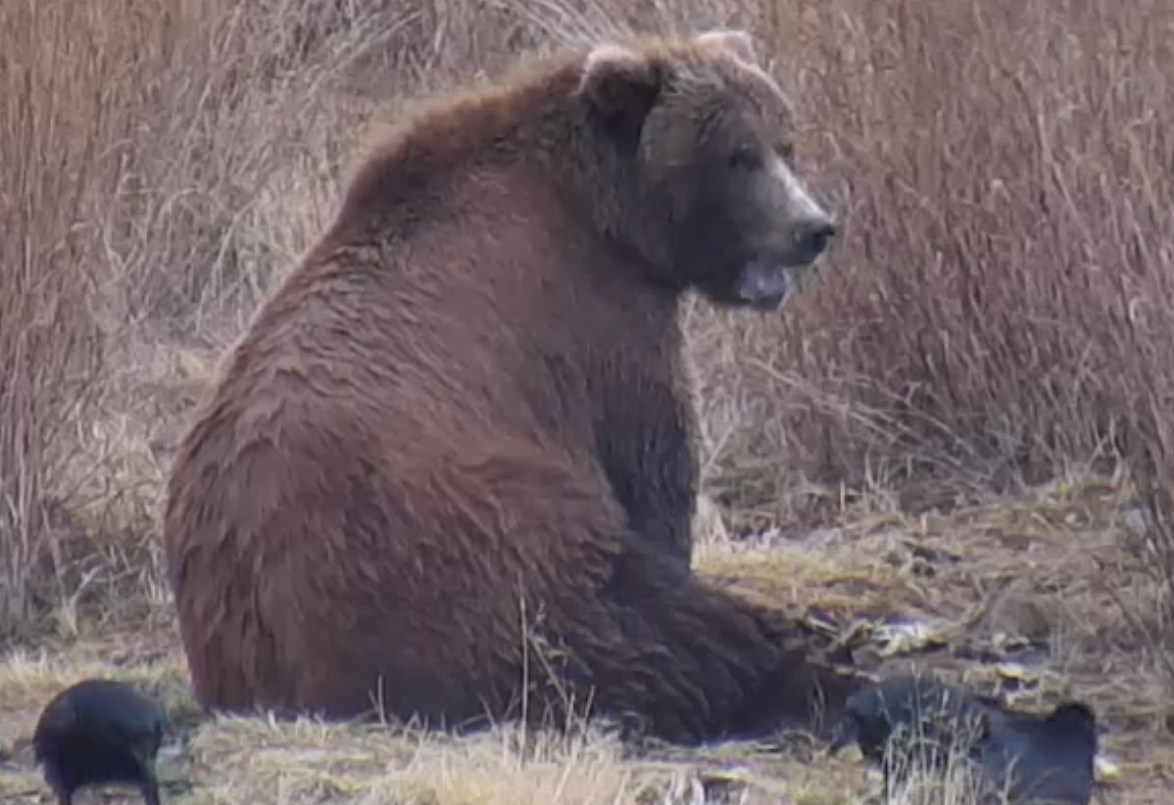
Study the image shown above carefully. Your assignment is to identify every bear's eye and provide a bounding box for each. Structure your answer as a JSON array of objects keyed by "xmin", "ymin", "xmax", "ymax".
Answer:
[{"xmin": 727, "ymin": 146, "xmax": 762, "ymax": 171}]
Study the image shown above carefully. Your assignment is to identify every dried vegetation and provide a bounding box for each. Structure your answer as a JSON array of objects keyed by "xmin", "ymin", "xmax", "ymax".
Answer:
[{"xmin": 1, "ymin": 0, "xmax": 1173, "ymax": 802}]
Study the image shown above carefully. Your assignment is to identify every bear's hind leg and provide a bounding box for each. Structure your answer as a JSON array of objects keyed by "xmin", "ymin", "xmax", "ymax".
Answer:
[
  {"xmin": 432, "ymin": 445, "xmax": 860, "ymax": 745},
  {"xmin": 547, "ymin": 539, "xmax": 859, "ymax": 744}
]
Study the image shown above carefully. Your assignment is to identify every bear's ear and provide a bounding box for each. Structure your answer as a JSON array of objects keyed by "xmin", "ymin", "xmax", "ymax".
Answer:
[
  {"xmin": 695, "ymin": 28, "xmax": 759, "ymax": 66},
  {"xmin": 578, "ymin": 43, "xmax": 663, "ymax": 131}
]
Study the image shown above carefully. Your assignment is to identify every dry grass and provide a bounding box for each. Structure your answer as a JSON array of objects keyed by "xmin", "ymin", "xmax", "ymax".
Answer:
[
  {"xmin": 691, "ymin": 0, "xmax": 1174, "ymax": 507},
  {"xmin": 0, "ymin": 481, "xmax": 1167, "ymax": 803},
  {"xmin": 2, "ymin": 0, "xmax": 1174, "ymax": 801}
]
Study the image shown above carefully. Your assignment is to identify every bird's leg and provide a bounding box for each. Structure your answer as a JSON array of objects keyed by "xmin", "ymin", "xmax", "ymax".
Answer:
[{"xmin": 137, "ymin": 762, "xmax": 162, "ymax": 805}]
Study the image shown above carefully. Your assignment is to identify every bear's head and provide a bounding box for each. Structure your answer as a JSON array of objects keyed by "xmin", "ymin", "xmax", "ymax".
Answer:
[{"xmin": 576, "ymin": 29, "xmax": 837, "ymax": 311}]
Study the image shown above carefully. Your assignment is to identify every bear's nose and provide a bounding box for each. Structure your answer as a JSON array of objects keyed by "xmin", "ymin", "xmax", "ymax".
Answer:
[{"xmin": 793, "ymin": 219, "xmax": 838, "ymax": 260}]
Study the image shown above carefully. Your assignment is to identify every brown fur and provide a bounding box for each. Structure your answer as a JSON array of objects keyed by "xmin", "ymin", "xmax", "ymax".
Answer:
[{"xmin": 164, "ymin": 29, "xmax": 852, "ymax": 745}]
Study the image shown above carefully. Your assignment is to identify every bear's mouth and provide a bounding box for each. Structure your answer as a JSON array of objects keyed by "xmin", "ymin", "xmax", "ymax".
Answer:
[{"xmin": 734, "ymin": 260, "xmax": 813, "ymax": 311}]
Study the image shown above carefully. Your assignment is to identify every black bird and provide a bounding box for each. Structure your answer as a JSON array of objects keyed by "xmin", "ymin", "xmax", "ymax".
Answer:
[
  {"xmin": 978, "ymin": 700, "xmax": 1098, "ymax": 805},
  {"xmin": 831, "ymin": 674, "xmax": 1098, "ymax": 805},
  {"xmin": 33, "ymin": 678, "xmax": 166, "ymax": 805},
  {"xmin": 831, "ymin": 674, "xmax": 992, "ymax": 786}
]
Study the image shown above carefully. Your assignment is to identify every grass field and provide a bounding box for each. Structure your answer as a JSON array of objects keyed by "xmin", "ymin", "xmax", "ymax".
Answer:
[{"xmin": 2, "ymin": 0, "xmax": 1173, "ymax": 802}]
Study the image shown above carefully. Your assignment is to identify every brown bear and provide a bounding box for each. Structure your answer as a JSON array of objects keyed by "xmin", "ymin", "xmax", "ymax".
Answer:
[{"xmin": 163, "ymin": 28, "xmax": 851, "ymax": 746}]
